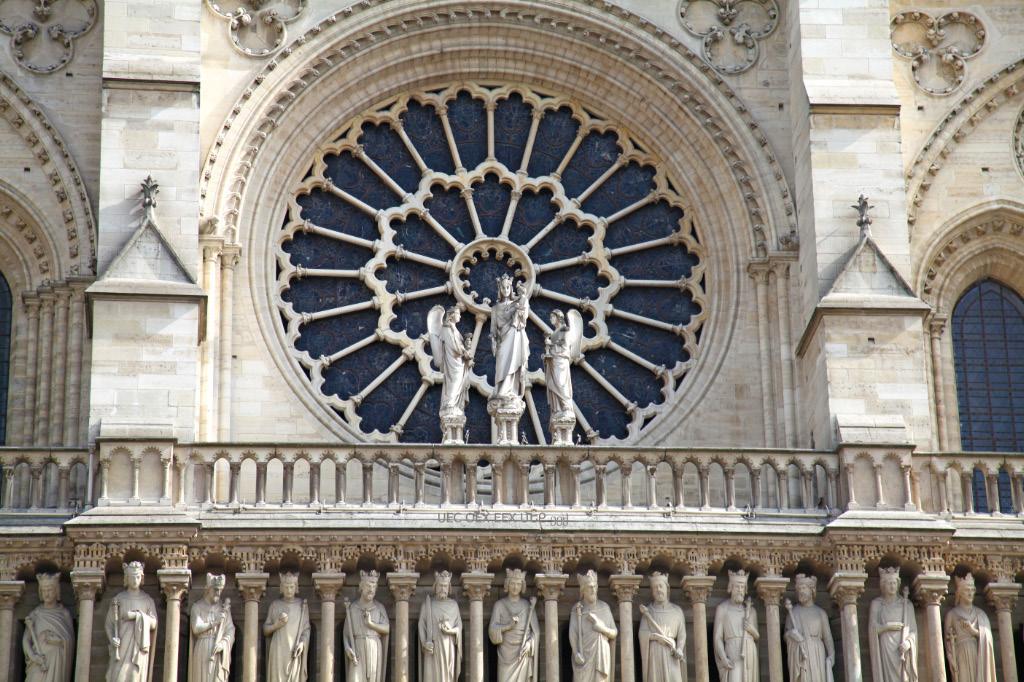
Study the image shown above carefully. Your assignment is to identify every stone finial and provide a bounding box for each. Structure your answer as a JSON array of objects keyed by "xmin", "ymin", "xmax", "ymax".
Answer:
[
  {"xmin": 141, "ymin": 176, "xmax": 159, "ymax": 210},
  {"xmin": 852, "ymin": 194, "xmax": 873, "ymax": 238}
]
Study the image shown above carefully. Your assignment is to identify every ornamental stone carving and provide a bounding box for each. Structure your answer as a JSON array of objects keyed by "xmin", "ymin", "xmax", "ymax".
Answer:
[
  {"xmin": 105, "ymin": 562, "xmax": 159, "ymax": 682},
  {"xmin": 868, "ymin": 568, "xmax": 917, "ymax": 682},
  {"xmin": 418, "ymin": 571, "xmax": 462, "ymax": 682},
  {"xmin": 344, "ymin": 570, "xmax": 389, "ymax": 682},
  {"xmin": 569, "ymin": 570, "xmax": 618, "ymax": 682},
  {"xmin": 638, "ymin": 572, "xmax": 686, "ymax": 682},
  {"xmin": 1014, "ymin": 104, "xmax": 1024, "ymax": 183},
  {"xmin": 488, "ymin": 569, "xmax": 539, "ymax": 682},
  {"xmin": 189, "ymin": 574, "xmax": 235, "ymax": 682},
  {"xmin": 0, "ymin": 0, "xmax": 96, "ymax": 74},
  {"xmin": 783, "ymin": 575, "xmax": 834, "ymax": 682},
  {"xmin": 204, "ymin": 0, "xmax": 306, "ymax": 57},
  {"xmin": 944, "ymin": 574, "xmax": 997, "ymax": 682},
  {"xmin": 264, "ymin": 572, "xmax": 310, "ymax": 682},
  {"xmin": 543, "ymin": 309, "xmax": 583, "ymax": 445},
  {"xmin": 22, "ymin": 573, "xmax": 74, "ymax": 682},
  {"xmin": 891, "ymin": 11, "xmax": 986, "ymax": 95},
  {"xmin": 713, "ymin": 570, "xmax": 758, "ymax": 682},
  {"xmin": 677, "ymin": 0, "xmax": 779, "ymax": 74}
]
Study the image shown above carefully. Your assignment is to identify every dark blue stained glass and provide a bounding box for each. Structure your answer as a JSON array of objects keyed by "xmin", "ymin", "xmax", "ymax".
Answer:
[
  {"xmin": 282, "ymin": 277, "xmax": 372, "ymax": 314},
  {"xmin": 952, "ymin": 279, "xmax": 1024, "ymax": 453},
  {"xmin": 584, "ymin": 348, "xmax": 663, "ymax": 409},
  {"xmin": 322, "ymin": 342, "xmax": 402, "ymax": 400},
  {"xmin": 379, "ymin": 257, "xmax": 448, "ymax": 295},
  {"xmin": 294, "ymin": 309, "xmax": 378, "ymax": 358},
  {"xmin": 560, "ymin": 131, "xmax": 621, "ymax": 200},
  {"xmin": 571, "ymin": 366, "xmax": 629, "ymax": 439},
  {"xmin": 508, "ymin": 188, "xmax": 557, "ymax": 246},
  {"xmin": 998, "ymin": 469, "xmax": 1013, "ymax": 513},
  {"xmin": 472, "ymin": 335, "xmax": 495, "ymax": 400},
  {"xmin": 464, "ymin": 248, "xmax": 521, "ymax": 308},
  {"xmin": 399, "ymin": 385, "xmax": 444, "ymax": 444},
  {"xmin": 972, "ymin": 468, "xmax": 988, "ymax": 513},
  {"xmin": 530, "ymin": 298, "xmax": 597, "ymax": 341},
  {"xmin": 296, "ymin": 189, "xmax": 378, "ymax": 243},
  {"xmin": 282, "ymin": 231, "xmax": 373, "ymax": 271},
  {"xmin": 390, "ymin": 293, "xmax": 459, "ymax": 341},
  {"xmin": 517, "ymin": 405, "xmax": 539, "ymax": 446},
  {"xmin": 580, "ymin": 161, "xmax": 657, "ymax": 218},
  {"xmin": 612, "ymin": 287, "xmax": 699, "ymax": 328},
  {"xmin": 392, "ymin": 214, "xmax": 455, "ymax": 262},
  {"xmin": 525, "ymin": 318, "xmax": 546, "ymax": 373},
  {"xmin": 494, "ymin": 93, "xmax": 533, "ymax": 171},
  {"xmin": 605, "ymin": 201, "xmax": 689, "ymax": 250},
  {"xmin": 447, "ymin": 91, "xmax": 488, "ymax": 170},
  {"xmin": 359, "ymin": 122, "xmax": 421, "ymax": 194},
  {"xmin": 323, "ymin": 151, "xmax": 403, "ymax": 211},
  {"xmin": 530, "ymin": 219, "xmax": 593, "ymax": 266},
  {"xmin": 611, "ymin": 245, "xmax": 699, "ymax": 281},
  {"xmin": 402, "ymin": 100, "xmax": 455, "ymax": 174},
  {"xmin": 425, "ymin": 185, "xmax": 475, "ymax": 245},
  {"xmin": 356, "ymin": 360, "xmax": 424, "ymax": 435},
  {"xmin": 537, "ymin": 264, "xmax": 607, "ymax": 301},
  {"xmin": 530, "ymin": 388, "xmax": 551, "ymax": 437},
  {"xmin": 527, "ymin": 107, "xmax": 579, "ymax": 177},
  {"xmin": 473, "ymin": 175, "xmax": 512, "ymax": 238},
  {"xmin": 606, "ymin": 318, "xmax": 689, "ymax": 370},
  {"xmin": 463, "ymin": 393, "xmax": 491, "ymax": 444},
  {"xmin": 0, "ymin": 271, "xmax": 9, "ymax": 444}
]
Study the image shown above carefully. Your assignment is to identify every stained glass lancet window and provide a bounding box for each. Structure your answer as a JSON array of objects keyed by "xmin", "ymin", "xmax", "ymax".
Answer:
[
  {"xmin": 277, "ymin": 84, "xmax": 708, "ymax": 444},
  {"xmin": 952, "ymin": 279, "xmax": 1024, "ymax": 454},
  {"xmin": 0, "ymin": 272, "xmax": 10, "ymax": 443}
]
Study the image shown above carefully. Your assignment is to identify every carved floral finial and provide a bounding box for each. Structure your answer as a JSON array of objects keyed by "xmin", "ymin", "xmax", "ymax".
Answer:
[
  {"xmin": 141, "ymin": 175, "xmax": 159, "ymax": 212},
  {"xmin": 852, "ymin": 194, "xmax": 873, "ymax": 238}
]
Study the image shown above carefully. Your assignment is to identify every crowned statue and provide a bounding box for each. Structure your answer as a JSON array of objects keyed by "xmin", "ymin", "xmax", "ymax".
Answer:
[
  {"xmin": 868, "ymin": 567, "xmax": 917, "ymax": 682},
  {"xmin": 568, "ymin": 570, "xmax": 617, "ymax": 682},
  {"xmin": 489, "ymin": 569, "xmax": 540, "ymax": 682},
  {"xmin": 488, "ymin": 275, "xmax": 530, "ymax": 444},
  {"xmin": 264, "ymin": 572, "xmax": 310, "ymax": 682},
  {"xmin": 638, "ymin": 572, "xmax": 686, "ymax": 682},
  {"xmin": 105, "ymin": 561, "xmax": 159, "ymax": 682},
  {"xmin": 713, "ymin": 570, "xmax": 758, "ymax": 682},
  {"xmin": 23, "ymin": 573, "xmax": 74, "ymax": 682},
  {"xmin": 944, "ymin": 574, "xmax": 996, "ymax": 682},
  {"xmin": 784, "ymin": 574, "xmax": 834, "ymax": 682},
  {"xmin": 344, "ymin": 570, "xmax": 390, "ymax": 682},
  {"xmin": 418, "ymin": 571, "xmax": 463, "ymax": 682},
  {"xmin": 189, "ymin": 573, "xmax": 234, "ymax": 682}
]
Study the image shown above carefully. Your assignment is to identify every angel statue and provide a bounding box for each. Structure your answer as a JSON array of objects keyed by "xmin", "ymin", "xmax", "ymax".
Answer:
[
  {"xmin": 543, "ymin": 309, "xmax": 583, "ymax": 445},
  {"xmin": 488, "ymin": 275, "xmax": 531, "ymax": 444},
  {"xmin": 427, "ymin": 305, "xmax": 473, "ymax": 443}
]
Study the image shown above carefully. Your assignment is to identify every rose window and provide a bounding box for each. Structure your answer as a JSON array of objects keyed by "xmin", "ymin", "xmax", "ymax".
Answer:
[{"xmin": 277, "ymin": 84, "xmax": 707, "ymax": 444}]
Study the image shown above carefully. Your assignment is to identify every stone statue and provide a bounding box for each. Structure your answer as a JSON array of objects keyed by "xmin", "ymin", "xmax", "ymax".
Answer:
[
  {"xmin": 543, "ymin": 308, "xmax": 583, "ymax": 445},
  {"xmin": 427, "ymin": 305, "xmax": 473, "ymax": 443},
  {"xmin": 488, "ymin": 275, "xmax": 530, "ymax": 443},
  {"xmin": 105, "ymin": 561, "xmax": 159, "ymax": 682},
  {"xmin": 22, "ymin": 573, "xmax": 74, "ymax": 682},
  {"xmin": 263, "ymin": 572, "xmax": 310, "ymax": 682},
  {"xmin": 418, "ymin": 571, "xmax": 462, "ymax": 682},
  {"xmin": 713, "ymin": 570, "xmax": 758, "ymax": 682},
  {"xmin": 568, "ymin": 570, "xmax": 617, "ymax": 682},
  {"xmin": 488, "ymin": 569, "xmax": 539, "ymax": 682},
  {"xmin": 783, "ymin": 574, "xmax": 834, "ymax": 682},
  {"xmin": 944, "ymin": 574, "xmax": 997, "ymax": 682},
  {"xmin": 868, "ymin": 568, "xmax": 917, "ymax": 682},
  {"xmin": 189, "ymin": 573, "xmax": 235, "ymax": 682},
  {"xmin": 344, "ymin": 570, "xmax": 389, "ymax": 682},
  {"xmin": 638, "ymin": 572, "xmax": 686, "ymax": 682}
]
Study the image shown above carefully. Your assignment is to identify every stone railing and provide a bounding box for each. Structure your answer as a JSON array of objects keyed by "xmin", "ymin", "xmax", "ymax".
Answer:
[
  {"xmin": 912, "ymin": 450, "xmax": 1024, "ymax": 516},
  {"xmin": 0, "ymin": 446, "xmax": 91, "ymax": 511}
]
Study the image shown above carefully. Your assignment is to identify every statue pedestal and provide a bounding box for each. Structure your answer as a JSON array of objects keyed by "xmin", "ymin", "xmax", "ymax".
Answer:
[
  {"xmin": 549, "ymin": 411, "xmax": 576, "ymax": 445},
  {"xmin": 440, "ymin": 408, "xmax": 466, "ymax": 444},
  {"xmin": 488, "ymin": 396, "xmax": 524, "ymax": 444}
]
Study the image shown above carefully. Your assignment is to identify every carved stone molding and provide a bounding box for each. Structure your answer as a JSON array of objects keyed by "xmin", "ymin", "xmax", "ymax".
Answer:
[
  {"xmin": 912, "ymin": 573, "xmax": 949, "ymax": 607},
  {"xmin": 0, "ymin": 0, "xmax": 97, "ymax": 74},
  {"xmin": 0, "ymin": 580, "xmax": 24, "ymax": 609},
  {"xmin": 534, "ymin": 573, "xmax": 568, "ymax": 601},
  {"xmin": 609, "ymin": 574, "xmax": 642, "ymax": 602},
  {"xmin": 677, "ymin": 0, "xmax": 779, "ymax": 74},
  {"xmin": 984, "ymin": 582, "xmax": 1020, "ymax": 612},
  {"xmin": 204, "ymin": 0, "xmax": 307, "ymax": 57},
  {"xmin": 70, "ymin": 569, "xmax": 104, "ymax": 602},
  {"xmin": 1014, "ymin": 103, "xmax": 1024, "ymax": 182},
  {"xmin": 891, "ymin": 11, "xmax": 986, "ymax": 96},
  {"xmin": 312, "ymin": 572, "xmax": 346, "ymax": 601},
  {"xmin": 827, "ymin": 572, "xmax": 866, "ymax": 609},
  {"xmin": 387, "ymin": 572, "xmax": 419, "ymax": 602},
  {"xmin": 681, "ymin": 575, "xmax": 715, "ymax": 604},
  {"xmin": 157, "ymin": 568, "xmax": 192, "ymax": 602},
  {"xmin": 754, "ymin": 575, "xmax": 788, "ymax": 605},
  {"xmin": 461, "ymin": 573, "xmax": 495, "ymax": 602},
  {"xmin": 235, "ymin": 572, "xmax": 270, "ymax": 602}
]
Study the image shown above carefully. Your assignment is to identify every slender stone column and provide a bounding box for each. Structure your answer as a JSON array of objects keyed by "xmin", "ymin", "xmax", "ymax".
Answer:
[
  {"xmin": 23, "ymin": 297, "xmax": 40, "ymax": 446},
  {"xmin": 610, "ymin": 575, "xmax": 642, "ymax": 682},
  {"xmin": 388, "ymin": 572, "xmax": 419, "ymax": 682},
  {"xmin": 218, "ymin": 248, "xmax": 239, "ymax": 440},
  {"xmin": 536, "ymin": 573, "xmax": 568, "ymax": 682},
  {"xmin": 35, "ymin": 293, "xmax": 55, "ymax": 445},
  {"xmin": 682, "ymin": 575, "xmax": 715, "ymax": 682},
  {"xmin": 313, "ymin": 572, "xmax": 346, "ymax": 682},
  {"xmin": 236, "ymin": 572, "xmax": 269, "ymax": 682},
  {"xmin": 827, "ymin": 572, "xmax": 866, "ymax": 682},
  {"xmin": 158, "ymin": 569, "xmax": 191, "ymax": 682},
  {"xmin": 755, "ymin": 576, "xmax": 789, "ymax": 682},
  {"xmin": 913, "ymin": 573, "xmax": 949, "ymax": 682},
  {"xmin": 462, "ymin": 573, "xmax": 494, "ymax": 682},
  {"xmin": 772, "ymin": 261, "xmax": 796, "ymax": 447},
  {"xmin": 985, "ymin": 582, "xmax": 1020, "ymax": 682},
  {"xmin": 200, "ymin": 245, "xmax": 220, "ymax": 440},
  {"xmin": 65, "ymin": 288, "xmax": 86, "ymax": 446},
  {"xmin": 929, "ymin": 315, "xmax": 949, "ymax": 449},
  {"xmin": 0, "ymin": 580, "xmax": 25, "ymax": 679},
  {"xmin": 71, "ymin": 569, "xmax": 104, "ymax": 682},
  {"xmin": 748, "ymin": 263, "xmax": 776, "ymax": 445},
  {"xmin": 50, "ymin": 288, "xmax": 70, "ymax": 445}
]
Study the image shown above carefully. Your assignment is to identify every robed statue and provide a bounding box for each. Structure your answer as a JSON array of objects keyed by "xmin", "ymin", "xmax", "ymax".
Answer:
[
  {"xmin": 23, "ymin": 573, "xmax": 74, "ymax": 682},
  {"xmin": 490, "ymin": 275, "xmax": 530, "ymax": 401},
  {"xmin": 344, "ymin": 570, "xmax": 390, "ymax": 682},
  {"xmin": 569, "ymin": 570, "xmax": 617, "ymax": 682},
  {"xmin": 784, "ymin": 574, "xmax": 834, "ymax": 682},
  {"xmin": 427, "ymin": 305, "xmax": 473, "ymax": 443},
  {"xmin": 543, "ymin": 309, "xmax": 583, "ymax": 445},
  {"xmin": 488, "ymin": 569, "xmax": 539, "ymax": 682},
  {"xmin": 189, "ymin": 573, "xmax": 234, "ymax": 682},
  {"xmin": 713, "ymin": 570, "xmax": 758, "ymax": 682},
  {"xmin": 418, "ymin": 571, "xmax": 462, "ymax": 682},
  {"xmin": 263, "ymin": 572, "xmax": 310, "ymax": 682},
  {"xmin": 945, "ymin": 574, "xmax": 997, "ymax": 682},
  {"xmin": 105, "ymin": 561, "xmax": 159, "ymax": 682},
  {"xmin": 639, "ymin": 572, "xmax": 686, "ymax": 682},
  {"xmin": 868, "ymin": 567, "xmax": 917, "ymax": 682}
]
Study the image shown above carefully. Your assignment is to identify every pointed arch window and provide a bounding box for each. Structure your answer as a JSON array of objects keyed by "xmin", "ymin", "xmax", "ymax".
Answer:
[{"xmin": 951, "ymin": 279, "xmax": 1024, "ymax": 455}]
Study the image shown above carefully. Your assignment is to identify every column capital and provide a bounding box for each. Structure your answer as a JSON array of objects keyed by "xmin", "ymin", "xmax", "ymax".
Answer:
[
  {"xmin": 388, "ymin": 572, "xmax": 419, "ymax": 602},
  {"xmin": 827, "ymin": 572, "xmax": 867, "ymax": 608},
  {"xmin": 535, "ymin": 573, "xmax": 569, "ymax": 601},
  {"xmin": 461, "ymin": 573, "xmax": 494, "ymax": 602},
  {"xmin": 609, "ymin": 574, "xmax": 643, "ymax": 603},
  {"xmin": 912, "ymin": 573, "xmax": 949, "ymax": 607},
  {"xmin": 682, "ymin": 575, "xmax": 716, "ymax": 604},
  {"xmin": 754, "ymin": 576, "xmax": 790, "ymax": 606},
  {"xmin": 235, "ymin": 572, "xmax": 270, "ymax": 603},
  {"xmin": 71, "ymin": 569, "xmax": 105, "ymax": 601},
  {"xmin": 747, "ymin": 260, "xmax": 771, "ymax": 283},
  {"xmin": 157, "ymin": 568, "xmax": 191, "ymax": 602},
  {"xmin": 984, "ymin": 582, "xmax": 1021, "ymax": 612},
  {"xmin": 0, "ymin": 580, "xmax": 25, "ymax": 609},
  {"xmin": 312, "ymin": 572, "xmax": 347, "ymax": 601}
]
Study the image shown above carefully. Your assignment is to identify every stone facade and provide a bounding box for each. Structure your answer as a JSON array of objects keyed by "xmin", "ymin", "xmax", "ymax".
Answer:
[{"xmin": 0, "ymin": 1, "xmax": 1023, "ymax": 681}]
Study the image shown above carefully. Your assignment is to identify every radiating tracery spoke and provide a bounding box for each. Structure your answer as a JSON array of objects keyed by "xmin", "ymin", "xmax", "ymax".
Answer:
[{"xmin": 277, "ymin": 83, "xmax": 708, "ymax": 444}]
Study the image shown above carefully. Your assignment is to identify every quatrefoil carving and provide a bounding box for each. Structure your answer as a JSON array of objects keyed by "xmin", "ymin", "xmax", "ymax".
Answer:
[
  {"xmin": 0, "ymin": 0, "xmax": 97, "ymax": 74},
  {"xmin": 891, "ymin": 11, "xmax": 986, "ymax": 96},
  {"xmin": 205, "ymin": 0, "xmax": 307, "ymax": 58},
  {"xmin": 677, "ymin": 0, "xmax": 779, "ymax": 74}
]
